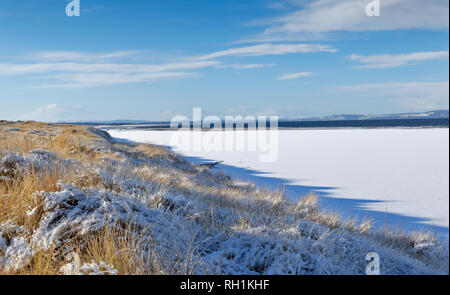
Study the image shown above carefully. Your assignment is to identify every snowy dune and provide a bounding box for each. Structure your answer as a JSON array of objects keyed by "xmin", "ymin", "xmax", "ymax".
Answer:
[{"xmin": 108, "ymin": 128, "xmax": 449, "ymax": 239}]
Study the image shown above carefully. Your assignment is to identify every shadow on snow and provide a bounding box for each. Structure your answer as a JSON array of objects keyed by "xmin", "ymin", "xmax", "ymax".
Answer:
[{"xmin": 184, "ymin": 155, "xmax": 449, "ymax": 240}]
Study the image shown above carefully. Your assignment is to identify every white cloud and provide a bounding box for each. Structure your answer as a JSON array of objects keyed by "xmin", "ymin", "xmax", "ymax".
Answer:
[
  {"xmin": 267, "ymin": 2, "xmax": 288, "ymax": 10},
  {"xmin": 1, "ymin": 45, "xmax": 338, "ymax": 87},
  {"xmin": 278, "ymin": 72, "xmax": 313, "ymax": 80},
  {"xmin": 35, "ymin": 72, "xmax": 194, "ymax": 88},
  {"xmin": 28, "ymin": 50, "xmax": 143, "ymax": 62},
  {"xmin": 331, "ymin": 81, "xmax": 449, "ymax": 110},
  {"xmin": 0, "ymin": 56, "xmax": 219, "ymax": 88},
  {"xmin": 245, "ymin": 0, "xmax": 449, "ymax": 42},
  {"xmin": 217, "ymin": 63, "xmax": 277, "ymax": 69},
  {"xmin": 0, "ymin": 61, "xmax": 219, "ymax": 76},
  {"xmin": 21, "ymin": 104, "xmax": 85, "ymax": 122},
  {"xmin": 348, "ymin": 51, "xmax": 449, "ymax": 68},
  {"xmin": 194, "ymin": 43, "xmax": 337, "ymax": 60}
]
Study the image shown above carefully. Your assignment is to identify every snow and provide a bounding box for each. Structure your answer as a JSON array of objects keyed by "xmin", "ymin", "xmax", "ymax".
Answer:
[
  {"xmin": 60, "ymin": 253, "xmax": 118, "ymax": 275},
  {"xmin": 31, "ymin": 181, "xmax": 165, "ymax": 250},
  {"xmin": 107, "ymin": 128, "xmax": 449, "ymax": 239},
  {"xmin": 16, "ymin": 179, "xmax": 446, "ymax": 274},
  {"xmin": 0, "ymin": 224, "xmax": 32, "ymax": 272},
  {"xmin": 0, "ymin": 149, "xmax": 68, "ymax": 179}
]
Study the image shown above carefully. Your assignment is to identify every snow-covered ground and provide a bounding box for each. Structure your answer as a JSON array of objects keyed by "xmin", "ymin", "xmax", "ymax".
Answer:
[{"xmin": 108, "ymin": 128, "xmax": 449, "ymax": 239}]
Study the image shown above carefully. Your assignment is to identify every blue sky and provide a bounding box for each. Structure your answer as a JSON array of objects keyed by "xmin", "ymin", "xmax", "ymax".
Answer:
[{"xmin": 0, "ymin": 0, "xmax": 448, "ymax": 121}]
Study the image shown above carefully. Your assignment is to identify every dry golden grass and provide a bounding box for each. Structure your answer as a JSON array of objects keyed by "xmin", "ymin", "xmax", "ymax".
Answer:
[
  {"xmin": 0, "ymin": 122, "xmax": 224, "ymax": 275},
  {"xmin": 0, "ymin": 122, "xmax": 133, "ymax": 164},
  {"xmin": 1, "ymin": 228, "xmax": 155, "ymax": 275},
  {"xmin": 0, "ymin": 121, "xmax": 178, "ymax": 275},
  {"xmin": 12, "ymin": 247, "xmax": 62, "ymax": 275},
  {"xmin": 0, "ymin": 172, "xmax": 156, "ymax": 274},
  {"xmin": 131, "ymin": 143, "xmax": 172, "ymax": 159}
]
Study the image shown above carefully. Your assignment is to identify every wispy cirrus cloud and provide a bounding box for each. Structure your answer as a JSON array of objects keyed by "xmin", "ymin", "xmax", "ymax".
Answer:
[
  {"xmin": 348, "ymin": 51, "xmax": 449, "ymax": 69},
  {"xmin": 1, "ymin": 43, "xmax": 337, "ymax": 87},
  {"xmin": 0, "ymin": 49, "xmax": 223, "ymax": 87},
  {"xmin": 27, "ymin": 50, "xmax": 145, "ymax": 62},
  {"xmin": 0, "ymin": 61, "xmax": 220, "ymax": 76},
  {"xmin": 243, "ymin": 0, "xmax": 449, "ymax": 42},
  {"xmin": 34, "ymin": 72, "xmax": 195, "ymax": 89},
  {"xmin": 217, "ymin": 63, "xmax": 277, "ymax": 69},
  {"xmin": 0, "ymin": 59, "xmax": 217, "ymax": 88},
  {"xmin": 194, "ymin": 43, "xmax": 337, "ymax": 60},
  {"xmin": 278, "ymin": 71, "xmax": 313, "ymax": 80}
]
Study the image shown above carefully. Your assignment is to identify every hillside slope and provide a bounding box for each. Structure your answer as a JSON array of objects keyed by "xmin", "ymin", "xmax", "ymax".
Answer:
[{"xmin": 0, "ymin": 121, "xmax": 448, "ymax": 275}]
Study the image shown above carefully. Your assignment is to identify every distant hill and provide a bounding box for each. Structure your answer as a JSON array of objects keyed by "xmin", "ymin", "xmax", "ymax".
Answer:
[
  {"xmin": 297, "ymin": 110, "xmax": 449, "ymax": 122},
  {"xmin": 59, "ymin": 110, "xmax": 449, "ymax": 125}
]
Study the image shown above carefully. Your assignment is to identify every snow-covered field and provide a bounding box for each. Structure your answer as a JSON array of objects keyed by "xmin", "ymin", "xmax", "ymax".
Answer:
[{"xmin": 108, "ymin": 128, "xmax": 449, "ymax": 239}]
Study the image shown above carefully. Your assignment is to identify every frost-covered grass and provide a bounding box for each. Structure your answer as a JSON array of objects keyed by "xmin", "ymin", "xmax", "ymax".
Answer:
[{"xmin": 0, "ymin": 121, "xmax": 448, "ymax": 275}]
